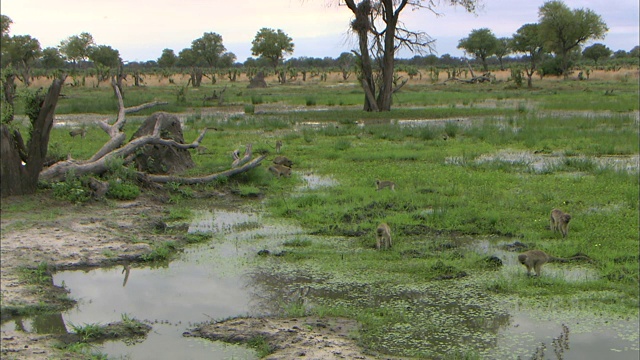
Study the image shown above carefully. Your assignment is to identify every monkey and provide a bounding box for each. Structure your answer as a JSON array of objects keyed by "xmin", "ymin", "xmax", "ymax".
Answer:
[
  {"xmin": 518, "ymin": 250, "xmax": 592, "ymax": 277},
  {"xmin": 69, "ymin": 128, "xmax": 87, "ymax": 138},
  {"xmin": 275, "ymin": 140, "xmax": 282, "ymax": 154},
  {"xmin": 376, "ymin": 222, "xmax": 392, "ymax": 250},
  {"xmin": 375, "ymin": 179, "xmax": 396, "ymax": 191},
  {"xmin": 268, "ymin": 164, "xmax": 292, "ymax": 178},
  {"xmin": 550, "ymin": 208, "xmax": 571, "ymax": 238},
  {"xmin": 273, "ymin": 155, "xmax": 293, "ymax": 168}
]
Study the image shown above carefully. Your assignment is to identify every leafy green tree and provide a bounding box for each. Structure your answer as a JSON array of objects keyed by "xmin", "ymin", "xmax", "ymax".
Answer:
[
  {"xmin": 0, "ymin": 14, "xmax": 11, "ymax": 35},
  {"xmin": 89, "ymin": 45, "xmax": 121, "ymax": 68},
  {"xmin": 88, "ymin": 45, "xmax": 121, "ymax": 83},
  {"xmin": 219, "ymin": 52, "xmax": 237, "ymax": 68},
  {"xmin": 59, "ymin": 32, "xmax": 95, "ymax": 67},
  {"xmin": 538, "ymin": 0, "xmax": 608, "ymax": 79},
  {"xmin": 494, "ymin": 37, "xmax": 511, "ymax": 70},
  {"xmin": 251, "ymin": 28, "xmax": 294, "ymax": 70},
  {"xmin": 457, "ymin": 28, "xmax": 499, "ymax": 72},
  {"xmin": 630, "ymin": 46, "xmax": 640, "ymax": 58},
  {"xmin": 511, "ymin": 23, "xmax": 546, "ymax": 87},
  {"xmin": 191, "ymin": 32, "xmax": 227, "ymax": 68},
  {"xmin": 157, "ymin": 48, "xmax": 178, "ymax": 68},
  {"xmin": 336, "ymin": 52, "xmax": 355, "ymax": 81},
  {"xmin": 2, "ymin": 34, "xmax": 41, "ymax": 85},
  {"xmin": 40, "ymin": 47, "xmax": 65, "ymax": 69},
  {"xmin": 177, "ymin": 48, "xmax": 198, "ymax": 67},
  {"xmin": 582, "ymin": 43, "xmax": 612, "ymax": 66}
]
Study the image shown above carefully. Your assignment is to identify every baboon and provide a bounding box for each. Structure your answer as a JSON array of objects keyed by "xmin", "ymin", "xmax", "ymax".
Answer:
[
  {"xmin": 518, "ymin": 250, "xmax": 591, "ymax": 277},
  {"xmin": 69, "ymin": 128, "xmax": 86, "ymax": 138},
  {"xmin": 273, "ymin": 155, "xmax": 293, "ymax": 167},
  {"xmin": 550, "ymin": 209, "xmax": 571, "ymax": 238},
  {"xmin": 376, "ymin": 222, "xmax": 392, "ymax": 250},
  {"xmin": 275, "ymin": 140, "xmax": 282, "ymax": 154},
  {"xmin": 196, "ymin": 146, "xmax": 209, "ymax": 155},
  {"xmin": 375, "ymin": 179, "xmax": 396, "ymax": 191},
  {"xmin": 269, "ymin": 164, "xmax": 292, "ymax": 178}
]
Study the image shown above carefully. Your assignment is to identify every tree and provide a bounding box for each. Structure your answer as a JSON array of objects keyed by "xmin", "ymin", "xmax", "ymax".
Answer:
[
  {"xmin": 511, "ymin": 23, "xmax": 546, "ymax": 88},
  {"xmin": 157, "ymin": 48, "xmax": 178, "ymax": 68},
  {"xmin": 344, "ymin": 0, "xmax": 479, "ymax": 112},
  {"xmin": 458, "ymin": 28, "xmax": 499, "ymax": 72},
  {"xmin": 494, "ymin": 37, "xmax": 511, "ymax": 71},
  {"xmin": 40, "ymin": 47, "xmax": 65, "ymax": 69},
  {"xmin": 538, "ymin": 0, "xmax": 608, "ymax": 79},
  {"xmin": 1, "ymin": 77, "xmax": 65, "ymax": 197},
  {"xmin": 191, "ymin": 32, "xmax": 227, "ymax": 68},
  {"xmin": 3, "ymin": 35, "xmax": 41, "ymax": 86},
  {"xmin": 251, "ymin": 28, "xmax": 294, "ymax": 70},
  {"xmin": 88, "ymin": 45, "xmax": 122, "ymax": 84},
  {"xmin": 1, "ymin": 78, "xmax": 266, "ymax": 198},
  {"xmin": 59, "ymin": 32, "xmax": 95, "ymax": 67},
  {"xmin": 336, "ymin": 52, "xmax": 355, "ymax": 81},
  {"xmin": 582, "ymin": 43, "xmax": 611, "ymax": 66}
]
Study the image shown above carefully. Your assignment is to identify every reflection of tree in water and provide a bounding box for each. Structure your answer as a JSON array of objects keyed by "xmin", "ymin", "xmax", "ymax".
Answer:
[
  {"xmin": 245, "ymin": 265, "xmax": 323, "ymax": 316},
  {"xmin": 527, "ymin": 324, "xmax": 571, "ymax": 360},
  {"xmin": 245, "ymin": 265, "xmax": 513, "ymax": 357},
  {"xmin": 11, "ymin": 312, "xmax": 68, "ymax": 335}
]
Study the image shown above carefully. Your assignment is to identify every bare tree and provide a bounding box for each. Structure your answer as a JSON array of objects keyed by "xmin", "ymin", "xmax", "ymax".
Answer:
[{"xmin": 343, "ymin": 0, "xmax": 480, "ymax": 111}]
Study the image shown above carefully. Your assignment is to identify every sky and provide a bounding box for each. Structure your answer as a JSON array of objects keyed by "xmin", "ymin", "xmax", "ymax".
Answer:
[{"xmin": 2, "ymin": 0, "xmax": 638, "ymax": 63}]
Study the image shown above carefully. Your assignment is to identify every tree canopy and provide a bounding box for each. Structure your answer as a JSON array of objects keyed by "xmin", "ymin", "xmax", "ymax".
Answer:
[
  {"xmin": 59, "ymin": 32, "xmax": 95, "ymax": 66},
  {"xmin": 511, "ymin": 23, "xmax": 545, "ymax": 87},
  {"xmin": 582, "ymin": 43, "xmax": 612, "ymax": 66},
  {"xmin": 251, "ymin": 28, "xmax": 294, "ymax": 69},
  {"xmin": 538, "ymin": 0, "xmax": 608, "ymax": 78},
  {"xmin": 191, "ymin": 32, "xmax": 228, "ymax": 68},
  {"xmin": 457, "ymin": 28, "xmax": 498, "ymax": 72}
]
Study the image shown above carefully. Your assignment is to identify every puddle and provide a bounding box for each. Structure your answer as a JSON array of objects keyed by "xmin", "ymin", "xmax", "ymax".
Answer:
[
  {"xmin": 492, "ymin": 311, "xmax": 639, "ymax": 359},
  {"xmin": 2, "ymin": 210, "xmax": 636, "ymax": 359},
  {"xmin": 299, "ymin": 173, "xmax": 338, "ymax": 190},
  {"xmin": 470, "ymin": 238, "xmax": 600, "ymax": 282},
  {"xmin": 451, "ymin": 149, "xmax": 639, "ymax": 174},
  {"xmin": 1, "ymin": 207, "xmax": 303, "ymax": 359}
]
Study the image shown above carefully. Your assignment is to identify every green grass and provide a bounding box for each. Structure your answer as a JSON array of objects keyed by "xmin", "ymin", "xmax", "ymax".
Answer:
[{"xmin": 9, "ymin": 74, "xmax": 639, "ymax": 358}]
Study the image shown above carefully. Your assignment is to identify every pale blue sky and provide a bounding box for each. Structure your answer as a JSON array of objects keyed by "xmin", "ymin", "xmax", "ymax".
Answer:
[{"xmin": 2, "ymin": 0, "xmax": 638, "ymax": 62}]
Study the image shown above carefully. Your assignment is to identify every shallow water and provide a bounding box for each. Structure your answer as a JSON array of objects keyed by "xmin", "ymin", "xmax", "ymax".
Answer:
[{"xmin": 2, "ymin": 210, "xmax": 637, "ymax": 359}]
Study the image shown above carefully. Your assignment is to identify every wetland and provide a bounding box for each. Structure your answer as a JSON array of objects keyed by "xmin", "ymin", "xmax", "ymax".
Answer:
[{"xmin": 1, "ymin": 70, "xmax": 639, "ymax": 359}]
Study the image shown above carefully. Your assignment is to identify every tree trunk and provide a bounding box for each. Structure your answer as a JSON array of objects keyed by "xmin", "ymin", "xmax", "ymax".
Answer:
[
  {"xmin": 376, "ymin": 3, "xmax": 399, "ymax": 112},
  {"xmin": 1, "ymin": 77, "xmax": 65, "ymax": 197}
]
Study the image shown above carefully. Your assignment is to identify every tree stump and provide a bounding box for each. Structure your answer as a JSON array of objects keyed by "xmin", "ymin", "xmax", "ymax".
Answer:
[{"xmin": 129, "ymin": 112, "xmax": 195, "ymax": 174}]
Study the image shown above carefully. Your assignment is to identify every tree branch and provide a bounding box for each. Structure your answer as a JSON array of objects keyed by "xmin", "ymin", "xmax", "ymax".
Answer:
[{"xmin": 138, "ymin": 154, "xmax": 268, "ymax": 184}]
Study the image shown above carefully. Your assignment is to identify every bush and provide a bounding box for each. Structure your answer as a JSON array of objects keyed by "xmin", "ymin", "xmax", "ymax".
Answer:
[
  {"xmin": 51, "ymin": 172, "xmax": 91, "ymax": 203},
  {"xmin": 106, "ymin": 181, "xmax": 140, "ymax": 200}
]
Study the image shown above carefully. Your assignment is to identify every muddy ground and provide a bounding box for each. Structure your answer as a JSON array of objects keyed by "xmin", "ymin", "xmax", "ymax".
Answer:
[{"xmin": 0, "ymin": 192, "xmax": 372, "ymax": 359}]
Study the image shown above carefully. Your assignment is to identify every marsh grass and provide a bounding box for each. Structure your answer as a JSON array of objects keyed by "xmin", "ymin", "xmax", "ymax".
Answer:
[{"xmin": 20, "ymin": 75, "xmax": 639, "ymax": 358}]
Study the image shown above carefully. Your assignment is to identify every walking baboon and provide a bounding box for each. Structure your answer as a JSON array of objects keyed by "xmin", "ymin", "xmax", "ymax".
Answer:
[
  {"xmin": 375, "ymin": 179, "xmax": 396, "ymax": 191},
  {"xmin": 550, "ymin": 209, "xmax": 571, "ymax": 238},
  {"xmin": 273, "ymin": 155, "xmax": 293, "ymax": 167},
  {"xmin": 376, "ymin": 222, "xmax": 392, "ymax": 250},
  {"xmin": 275, "ymin": 140, "xmax": 282, "ymax": 153},
  {"xmin": 269, "ymin": 164, "xmax": 292, "ymax": 178},
  {"xmin": 518, "ymin": 250, "xmax": 591, "ymax": 276},
  {"xmin": 69, "ymin": 128, "xmax": 86, "ymax": 138}
]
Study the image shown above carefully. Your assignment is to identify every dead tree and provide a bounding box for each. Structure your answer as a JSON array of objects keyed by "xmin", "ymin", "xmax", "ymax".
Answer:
[
  {"xmin": 1, "ymin": 78, "xmax": 266, "ymax": 197},
  {"xmin": 1, "ymin": 76, "xmax": 65, "ymax": 197}
]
